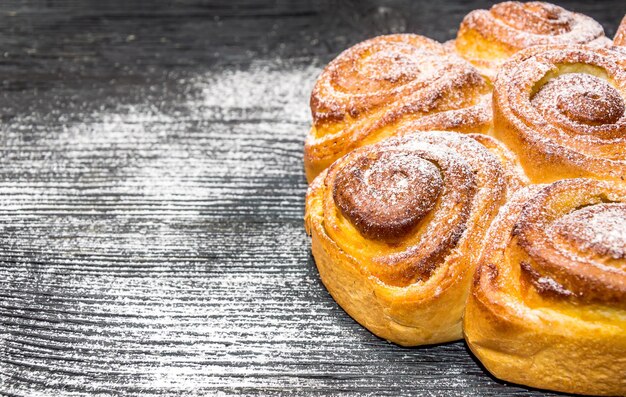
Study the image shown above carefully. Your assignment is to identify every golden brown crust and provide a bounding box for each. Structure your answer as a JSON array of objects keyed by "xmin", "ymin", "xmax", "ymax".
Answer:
[
  {"xmin": 615, "ymin": 15, "xmax": 626, "ymax": 47},
  {"xmin": 464, "ymin": 178, "xmax": 626, "ymax": 395},
  {"xmin": 454, "ymin": 2, "xmax": 610, "ymax": 81},
  {"xmin": 305, "ymin": 131, "xmax": 526, "ymax": 346},
  {"xmin": 304, "ymin": 34, "xmax": 492, "ymax": 182},
  {"xmin": 492, "ymin": 44, "xmax": 626, "ymax": 183},
  {"xmin": 332, "ymin": 151, "xmax": 443, "ymax": 242}
]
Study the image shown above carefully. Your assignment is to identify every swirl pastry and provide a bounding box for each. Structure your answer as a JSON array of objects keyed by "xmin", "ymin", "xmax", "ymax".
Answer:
[
  {"xmin": 304, "ymin": 34, "xmax": 492, "ymax": 182},
  {"xmin": 305, "ymin": 131, "xmax": 526, "ymax": 346},
  {"xmin": 493, "ymin": 45, "xmax": 626, "ymax": 183},
  {"xmin": 464, "ymin": 178, "xmax": 626, "ymax": 396},
  {"xmin": 615, "ymin": 15, "xmax": 626, "ymax": 47},
  {"xmin": 454, "ymin": 1, "xmax": 610, "ymax": 80}
]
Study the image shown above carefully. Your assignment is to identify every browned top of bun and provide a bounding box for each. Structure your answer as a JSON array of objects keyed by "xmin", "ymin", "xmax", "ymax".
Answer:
[
  {"xmin": 460, "ymin": 1, "xmax": 607, "ymax": 51},
  {"xmin": 308, "ymin": 131, "xmax": 525, "ymax": 287}
]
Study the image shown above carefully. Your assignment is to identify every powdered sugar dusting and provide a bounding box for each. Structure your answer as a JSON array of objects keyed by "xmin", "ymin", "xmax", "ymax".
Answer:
[
  {"xmin": 358, "ymin": 47, "xmax": 426, "ymax": 84},
  {"xmin": 320, "ymin": 131, "xmax": 512, "ymax": 286},
  {"xmin": 305, "ymin": 34, "xmax": 491, "ymax": 177},
  {"xmin": 494, "ymin": 45, "xmax": 626, "ymax": 177},
  {"xmin": 552, "ymin": 203, "xmax": 626, "ymax": 264},
  {"xmin": 332, "ymin": 149, "xmax": 443, "ymax": 241},
  {"xmin": 531, "ymin": 73, "xmax": 626, "ymax": 129},
  {"xmin": 510, "ymin": 180, "xmax": 626, "ymax": 304},
  {"xmin": 466, "ymin": 2, "xmax": 606, "ymax": 50}
]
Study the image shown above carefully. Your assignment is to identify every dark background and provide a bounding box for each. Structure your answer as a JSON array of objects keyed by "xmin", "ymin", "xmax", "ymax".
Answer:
[{"xmin": 0, "ymin": 1, "xmax": 624, "ymax": 395}]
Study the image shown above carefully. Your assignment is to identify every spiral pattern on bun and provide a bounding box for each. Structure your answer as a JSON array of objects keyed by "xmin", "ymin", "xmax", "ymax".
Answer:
[
  {"xmin": 454, "ymin": 1, "xmax": 610, "ymax": 80},
  {"xmin": 304, "ymin": 34, "xmax": 492, "ymax": 182},
  {"xmin": 465, "ymin": 178, "xmax": 626, "ymax": 396},
  {"xmin": 493, "ymin": 45, "xmax": 626, "ymax": 183},
  {"xmin": 305, "ymin": 131, "xmax": 526, "ymax": 346}
]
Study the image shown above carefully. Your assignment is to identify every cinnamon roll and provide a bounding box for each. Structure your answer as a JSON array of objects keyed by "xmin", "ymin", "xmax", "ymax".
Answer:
[
  {"xmin": 454, "ymin": 2, "xmax": 610, "ymax": 81},
  {"xmin": 304, "ymin": 34, "xmax": 492, "ymax": 182},
  {"xmin": 615, "ymin": 15, "xmax": 626, "ymax": 47},
  {"xmin": 464, "ymin": 178, "xmax": 626, "ymax": 396},
  {"xmin": 305, "ymin": 131, "xmax": 526, "ymax": 346},
  {"xmin": 493, "ymin": 45, "xmax": 626, "ymax": 183}
]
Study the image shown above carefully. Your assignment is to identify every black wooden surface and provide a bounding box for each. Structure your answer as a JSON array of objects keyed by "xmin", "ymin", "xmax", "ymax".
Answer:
[{"xmin": 0, "ymin": 1, "xmax": 624, "ymax": 395}]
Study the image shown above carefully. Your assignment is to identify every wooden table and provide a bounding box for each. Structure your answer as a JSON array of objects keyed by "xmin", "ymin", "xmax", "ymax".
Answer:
[{"xmin": 1, "ymin": 1, "xmax": 624, "ymax": 395}]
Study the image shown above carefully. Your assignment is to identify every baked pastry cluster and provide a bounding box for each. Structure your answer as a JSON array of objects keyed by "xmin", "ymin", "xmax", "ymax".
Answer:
[
  {"xmin": 306, "ymin": 132, "xmax": 525, "ymax": 345},
  {"xmin": 304, "ymin": 34, "xmax": 491, "ymax": 181},
  {"xmin": 454, "ymin": 1, "xmax": 610, "ymax": 81},
  {"xmin": 465, "ymin": 179, "xmax": 626, "ymax": 395},
  {"xmin": 304, "ymin": 2, "xmax": 626, "ymax": 395},
  {"xmin": 493, "ymin": 45, "xmax": 626, "ymax": 182}
]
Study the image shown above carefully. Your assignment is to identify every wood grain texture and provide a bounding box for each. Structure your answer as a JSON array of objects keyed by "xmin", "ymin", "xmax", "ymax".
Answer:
[{"xmin": 0, "ymin": 1, "xmax": 624, "ymax": 395}]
